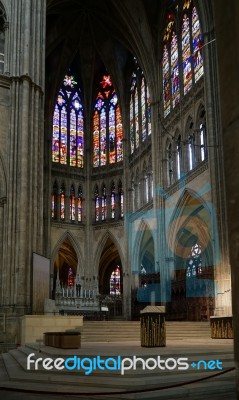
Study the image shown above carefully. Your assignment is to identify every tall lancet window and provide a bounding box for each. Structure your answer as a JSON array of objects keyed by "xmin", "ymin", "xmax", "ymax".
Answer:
[
  {"xmin": 118, "ymin": 181, "xmax": 124, "ymax": 218},
  {"xmin": 110, "ymin": 266, "xmax": 121, "ymax": 295},
  {"xmin": 162, "ymin": 15, "xmax": 175, "ymax": 117},
  {"xmin": 93, "ymin": 74, "xmax": 123, "ymax": 167},
  {"xmin": 60, "ymin": 184, "xmax": 65, "ymax": 220},
  {"xmin": 51, "ymin": 181, "xmax": 58, "ymax": 220},
  {"xmin": 176, "ymin": 135, "xmax": 182, "ymax": 180},
  {"xmin": 78, "ymin": 186, "xmax": 83, "ymax": 222},
  {"xmin": 130, "ymin": 62, "xmax": 151, "ymax": 153},
  {"xmin": 192, "ymin": 6, "xmax": 203, "ymax": 82},
  {"xmin": 95, "ymin": 186, "xmax": 99, "ymax": 222},
  {"xmin": 162, "ymin": 1, "xmax": 204, "ymax": 117},
  {"xmin": 101, "ymin": 184, "xmax": 107, "ymax": 221},
  {"xmin": 111, "ymin": 182, "xmax": 116, "ymax": 219},
  {"xmin": 171, "ymin": 31, "xmax": 180, "ymax": 108},
  {"xmin": 52, "ymin": 74, "xmax": 84, "ymax": 167},
  {"xmin": 70, "ymin": 185, "xmax": 76, "ymax": 221},
  {"xmin": 182, "ymin": 8, "xmax": 192, "ymax": 94},
  {"xmin": 182, "ymin": 0, "xmax": 204, "ymax": 92}
]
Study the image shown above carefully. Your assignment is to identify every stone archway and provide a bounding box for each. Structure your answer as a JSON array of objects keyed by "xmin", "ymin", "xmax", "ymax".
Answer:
[
  {"xmin": 98, "ymin": 237, "xmax": 123, "ymax": 318},
  {"xmin": 52, "ymin": 238, "xmax": 78, "ymax": 298},
  {"xmin": 132, "ymin": 224, "xmax": 159, "ymax": 319},
  {"xmin": 168, "ymin": 193, "xmax": 214, "ymax": 321}
]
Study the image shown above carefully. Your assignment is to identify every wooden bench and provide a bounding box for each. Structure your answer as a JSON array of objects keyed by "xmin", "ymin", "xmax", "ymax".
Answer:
[{"xmin": 44, "ymin": 331, "xmax": 81, "ymax": 349}]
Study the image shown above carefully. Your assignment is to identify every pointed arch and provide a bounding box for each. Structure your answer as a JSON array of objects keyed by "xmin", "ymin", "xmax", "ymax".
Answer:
[
  {"xmin": 51, "ymin": 231, "xmax": 84, "ymax": 276},
  {"xmin": 94, "ymin": 230, "xmax": 125, "ymax": 275},
  {"xmin": 132, "ymin": 219, "xmax": 156, "ymax": 274},
  {"xmin": 167, "ymin": 188, "xmax": 213, "ymax": 264}
]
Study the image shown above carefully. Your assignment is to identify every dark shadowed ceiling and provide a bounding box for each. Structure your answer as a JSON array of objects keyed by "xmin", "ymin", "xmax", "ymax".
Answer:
[{"xmin": 45, "ymin": 0, "xmax": 163, "ymax": 112}]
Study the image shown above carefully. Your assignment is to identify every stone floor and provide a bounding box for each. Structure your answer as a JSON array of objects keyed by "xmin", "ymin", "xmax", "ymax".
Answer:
[{"xmin": 0, "ymin": 337, "xmax": 236, "ymax": 400}]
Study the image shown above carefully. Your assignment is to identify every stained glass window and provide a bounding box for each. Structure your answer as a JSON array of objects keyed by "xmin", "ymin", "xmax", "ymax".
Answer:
[
  {"xmin": 162, "ymin": 2, "xmax": 204, "ymax": 115},
  {"xmin": 70, "ymin": 185, "xmax": 75, "ymax": 221},
  {"xmin": 67, "ymin": 267, "xmax": 75, "ymax": 287},
  {"xmin": 186, "ymin": 243, "xmax": 202, "ymax": 278},
  {"xmin": 162, "ymin": 16, "xmax": 174, "ymax": 117},
  {"xmin": 93, "ymin": 107, "xmax": 100, "ymax": 167},
  {"xmin": 188, "ymin": 130, "xmax": 195, "ymax": 171},
  {"xmin": 93, "ymin": 75, "xmax": 123, "ymax": 167},
  {"xmin": 176, "ymin": 135, "xmax": 182, "ymax": 180},
  {"xmin": 101, "ymin": 185, "xmax": 107, "ymax": 221},
  {"xmin": 60, "ymin": 184, "xmax": 65, "ymax": 220},
  {"xmin": 135, "ymin": 87, "xmax": 139, "ymax": 148},
  {"xmin": 110, "ymin": 266, "xmax": 121, "ymax": 295},
  {"xmin": 78, "ymin": 186, "xmax": 83, "ymax": 222},
  {"xmin": 182, "ymin": 12, "xmax": 192, "ymax": 94},
  {"xmin": 200, "ymin": 122, "xmax": 206, "ymax": 161},
  {"xmin": 130, "ymin": 77, "xmax": 136, "ymax": 154},
  {"xmin": 51, "ymin": 181, "xmax": 58, "ymax": 219},
  {"xmin": 109, "ymin": 104, "xmax": 116, "ymax": 164},
  {"xmin": 95, "ymin": 186, "xmax": 99, "ymax": 222},
  {"xmin": 130, "ymin": 68, "xmax": 151, "ymax": 152},
  {"xmin": 111, "ymin": 182, "xmax": 116, "ymax": 219},
  {"xmin": 192, "ymin": 6, "xmax": 203, "ymax": 83},
  {"xmin": 163, "ymin": 44, "xmax": 170, "ymax": 117},
  {"xmin": 52, "ymin": 74, "xmax": 84, "ymax": 167},
  {"xmin": 147, "ymin": 85, "xmax": 151, "ymax": 136},
  {"xmin": 118, "ymin": 181, "xmax": 124, "ymax": 218},
  {"xmin": 171, "ymin": 32, "xmax": 180, "ymax": 107},
  {"xmin": 116, "ymin": 105, "xmax": 123, "ymax": 162},
  {"xmin": 141, "ymin": 77, "xmax": 147, "ymax": 141}
]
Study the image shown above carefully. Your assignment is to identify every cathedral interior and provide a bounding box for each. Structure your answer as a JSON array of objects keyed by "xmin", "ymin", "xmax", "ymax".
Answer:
[{"xmin": 1, "ymin": 0, "xmax": 239, "ymax": 395}]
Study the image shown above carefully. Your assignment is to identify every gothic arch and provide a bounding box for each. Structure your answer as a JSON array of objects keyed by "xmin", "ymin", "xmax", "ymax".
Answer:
[
  {"xmin": 51, "ymin": 231, "xmax": 84, "ymax": 275},
  {"xmin": 133, "ymin": 219, "xmax": 156, "ymax": 274},
  {"xmin": 94, "ymin": 230, "xmax": 125, "ymax": 274},
  {"xmin": 96, "ymin": 232, "xmax": 124, "ymax": 297},
  {"xmin": 167, "ymin": 188, "xmax": 213, "ymax": 263}
]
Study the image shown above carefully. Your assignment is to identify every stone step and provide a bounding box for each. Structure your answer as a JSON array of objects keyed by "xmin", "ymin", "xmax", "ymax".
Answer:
[
  {"xmin": 0, "ymin": 346, "xmax": 235, "ymax": 399},
  {"xmin": 81, "ymin": 321, "xmax": 211, "ymax": 342},
  {"xmin": 1, "ymin": 349, "xmax": 234, "ymax": 387}
]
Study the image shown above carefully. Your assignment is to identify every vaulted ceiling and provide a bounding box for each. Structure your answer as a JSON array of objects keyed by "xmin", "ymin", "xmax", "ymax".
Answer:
[{"xmin": 45, "ymin": 0, "xmax": 163, "ymax": 111}]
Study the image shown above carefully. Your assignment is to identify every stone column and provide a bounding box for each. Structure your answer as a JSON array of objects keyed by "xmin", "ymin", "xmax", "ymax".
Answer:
[
  {"xmin": 2, "ymin": 0, "xmax": 46, "ymax": 338},
  {"xmin": 213, "ymin": 1, "xmax": 239, "ymax": 397}
]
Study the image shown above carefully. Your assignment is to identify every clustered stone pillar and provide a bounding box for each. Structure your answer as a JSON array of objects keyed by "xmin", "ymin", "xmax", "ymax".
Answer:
[
  {"xmin": 1, "ymin": 0, "xmax": 46, "ymax": 340},
  {"xmin": 213, "ymin": 1, "xmax": 239, "ymax": 397}
]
